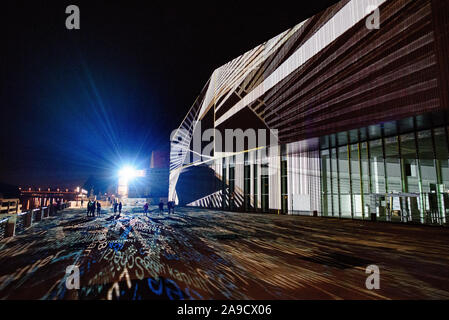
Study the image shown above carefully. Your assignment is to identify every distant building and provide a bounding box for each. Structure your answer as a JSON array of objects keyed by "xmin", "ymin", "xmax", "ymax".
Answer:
[
  {"xmin": 150, "ymin": 151, "xmax": 169, "ymax": 169},
  {"xmin": 123, "ymin": 151, "xmax": 169, "ymax": 201}
]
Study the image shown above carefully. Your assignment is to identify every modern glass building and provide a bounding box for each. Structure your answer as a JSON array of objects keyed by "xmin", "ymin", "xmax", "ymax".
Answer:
[
  {"xmin": 169, "ymin": 0, "xmax": 449, "ymax": 225},
  {"xmin": 319, "ymin": 112, "xmax": 449, "ymax": 224}
]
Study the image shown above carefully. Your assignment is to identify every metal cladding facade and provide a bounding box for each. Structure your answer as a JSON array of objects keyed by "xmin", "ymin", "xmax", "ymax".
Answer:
[{"xmin": 170, "ymin": 0, "xmax": 449, "ymax": 224}]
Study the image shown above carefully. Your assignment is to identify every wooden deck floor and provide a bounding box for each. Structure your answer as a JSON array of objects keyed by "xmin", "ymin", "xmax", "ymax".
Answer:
[{"xmin": 1, "ymin": 206, "xmax": 448, "ymax": 299}]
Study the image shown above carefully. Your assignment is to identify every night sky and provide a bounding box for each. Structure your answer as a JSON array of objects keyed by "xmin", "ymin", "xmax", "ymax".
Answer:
[{"xmin": 0, "ymin": 0, "xmax": 339, "ymax": 189}]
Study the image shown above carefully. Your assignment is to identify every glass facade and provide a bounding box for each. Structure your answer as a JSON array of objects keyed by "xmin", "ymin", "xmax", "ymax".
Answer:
[
  {"xmin": 320, "ymin": 114, "xmax": 449, "ymax": 225},
  {"xmin": 253, "ymin": 161, "xmax": 258, "ymax": 211},
  {"xmin": 187, "ymin": 113, "xmax": 449, "ymax": 227},
  {"xmin": 281, "ymin": 146, "xmax": 288, "ymax": 214},
  {"xmin": 261, "ymin": 163, "xmax": 269, "ymax": 213}
]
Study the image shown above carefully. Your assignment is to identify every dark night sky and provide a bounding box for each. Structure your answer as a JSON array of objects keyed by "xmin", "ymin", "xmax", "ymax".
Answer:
[{"xmin": 0, "ymin": 0, "xmax": 339, "ymax": 188}]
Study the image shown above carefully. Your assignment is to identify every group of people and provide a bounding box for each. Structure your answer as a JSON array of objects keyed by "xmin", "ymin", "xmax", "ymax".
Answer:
[
  {"xmin": 159, "ymin": 200, "xmax": 175, "ymax": 214},
  {"xmin": 142, "ymin": 200, "xmax": 175, "ymax": 214},
  {"xmin": 86, "ymin": 200, "xmax": 101, "ymax": 217},
  {"xmin": 86, "ymin": 199, "xmax": 175, "ymax": 218},
  {"xmin": 113, "ymin": 201, "xmax": 123, "ymax": 214}
]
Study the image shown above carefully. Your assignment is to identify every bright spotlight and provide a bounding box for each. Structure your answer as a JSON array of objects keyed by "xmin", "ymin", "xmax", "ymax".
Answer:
[{"xmin": 118, "ymin": 166, "xmax": 138, "ymax": 180}]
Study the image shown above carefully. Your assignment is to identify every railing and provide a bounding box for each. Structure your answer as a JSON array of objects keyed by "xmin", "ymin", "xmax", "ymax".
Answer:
[
  {"xmin": 0, "ymin": 198, "xmax": 21, "ymax": 215},
  {"xmin": 0, "ymin": 202, "xmax": 71, "ymax": 241},
  {"xmin": 15, "ymin": 211, "xmax": 29, "ymax": 234},
  {"xmin": 0, "ymin": 218, "xmax": 8, "ymax": 240}
]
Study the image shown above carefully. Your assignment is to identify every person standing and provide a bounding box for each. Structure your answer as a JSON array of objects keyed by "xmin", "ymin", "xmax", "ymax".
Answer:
[
  {"xmin": 113, "ymin": 202, "xmax": 118, "ymax": 214},
  {"xmin": 88, "ymin": 200, "xmax": 94, "ymax": 217},
  {"xmin": 158, "ymin": 201, "xmax": 164, "ymax": 214},
  {"xmin": 91, "ymin": 201, "xmax": 95, "ymax": 216},
  {"xmin": 96, "ymin": 201, "xmax": 101, "ymax": 216},
  {"xmin": 144, "ymin": 202, "xmax": 149, "ymax": 215},
  {"xmin": 118, "ymin": 202, "xmax": 122, "ymax": 214}
]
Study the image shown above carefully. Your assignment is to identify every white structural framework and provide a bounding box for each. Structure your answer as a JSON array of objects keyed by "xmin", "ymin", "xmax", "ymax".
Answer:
[{"xmin": 169, "ymin": 0, "xmax": 386, "ymax": 205}]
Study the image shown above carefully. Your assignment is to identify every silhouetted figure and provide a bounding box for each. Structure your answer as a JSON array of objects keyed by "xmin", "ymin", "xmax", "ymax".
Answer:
[
  {"xmin": 87, "ymin": 201, "xmax": 92, "ymax": 217},
  {"xmin": 118, "ymin": 202, "xmax": 122, "ymax": 214},
  {"xmin": 168, "ymin": 201, "xmax": 175, "ymax": 214},
  {"xmin": 144, "ymin": 203, "xmax": 149, "ymax": 214},
  {"xmin": 96, "ymin": 201, "xmax": 101, "ymax": 216},
  {"xmin": 113, "ymin": 202, "xmax": 118, "ymax": 213},
  {"xmin": 159, "ymin": 201, "xmax": 164, "ymax": 214}
]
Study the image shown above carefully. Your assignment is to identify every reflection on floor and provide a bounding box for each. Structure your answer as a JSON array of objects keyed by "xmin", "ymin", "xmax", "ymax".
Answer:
[{"xmin": 1, "ymin": 206, "xmax": 449, "ymax": 299}]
